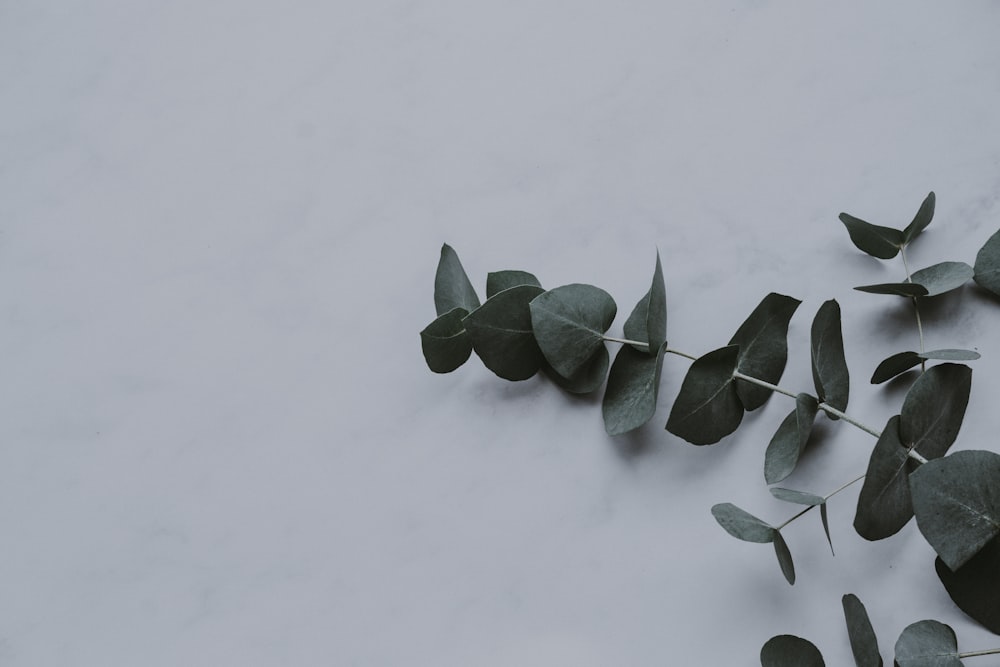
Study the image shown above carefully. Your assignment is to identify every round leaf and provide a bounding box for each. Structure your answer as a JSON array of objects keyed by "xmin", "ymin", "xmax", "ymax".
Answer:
[
  {"xmin": 871, "ymin": 351, "xmax": 922, "ymax": 384},
  {"xmin": 902, "ymin": 192, "xmax": 936, "ymax": 244},
  {"xmin": 623, "ymin": 251, "xmax": 667, "ymax": 353},
  {"xmin": 973, "ymin": 228, "xmax": 1000, "ymax": 297},
  {"xmin": 711, "ymin": 503, "xmax": 775, "ymax": 543},
  {"xmin": 854, "ymin": 282, "xmax": 929, "ymax": 297},
  {"xmin": 602, "ymin": 343, "xmax": 666, "ymax": 435},
  {"xmin": 464, "ymin": 285, "xmax": 546, "ymax": 381},
  {"xmin": 529, "ymin": 284, "xmax": 617, "ymax": 378},
  {"xmin": 419, "ymin": 307, "xmax": 472, "ymax": 373},
  {"xmin": 894, "ymin": 620, "xmax": 962, "ymax": 667},
  {"xmin": 434, "ymin": 243, "xmax": 480, "ymax": 316},
  {"xmin": 839, "ymin": 212, "xmax": 904, "ymax": 259},
  {"xmin": 911, "ymin": 261, "xmax": 974, "ymax": 297},
  {"xmin": 936, "ymin": 536, "xmax": 1000, "ymax": 635},
  {"xmin": 811, "ymin": 300, "xmax": 850, "ymax": 413},
  {"xmin": 855, "ymin": 415, "xmax": 917, "ymax": 540},
  {"xmin": 545, "ymin": 346, "xmax": 609, "ymax": 395},
  {"xmin": 666, "ymin": 345, "xmax": 743, "ymax": 445},
  {"xmin": 761, "ymin": 635, "xmax": 824, "ymax": 667},
  {"xmin": 486, "ymin": 270, "xmax": 541, "ymax": 298},
  {"xmin": 899, "ymin": 363, "xmax": 971, "ymax": 459},
  {"xmin": 764, "ymin": 393, "xmax": 819, "ymax": 483},
  {"xmin": 728, "ymin": 292, "xmax": 802, "ymax": 411},
  {"xmin": 842, "ymin": 594, "xmax": 883, "ymax": 667}
]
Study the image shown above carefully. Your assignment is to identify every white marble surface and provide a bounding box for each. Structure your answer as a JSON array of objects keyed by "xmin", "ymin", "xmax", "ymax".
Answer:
[{"xmin": 3, "ymin": 1, "xmax": 1000, "ymax": 664}]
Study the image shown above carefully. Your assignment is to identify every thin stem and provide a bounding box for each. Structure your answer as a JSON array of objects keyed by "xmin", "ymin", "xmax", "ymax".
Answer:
[
  {"xmin": 817, "ymin": 403, "xmax": 882, "ymax": 439},
  {"xmin": 665, "ymin": 347, "xmax": 698, "ymax": 361},
  {"xmin": 901, "ymin": 247, "xmax": 927, "ymax": 366},
  {"xmin": 777, "ymin": 505, "xmax": 813, "ymax": 530},
  {"xmin": 908, "ymin": 449, "xmax": 929, "ymax": 464},
  {"xmin": 602, "ymin": 336, "xmax": 649, "ymax": 349},
  {"xmin": 732, "ymin": 371, "xmax": 798, "ymax": 399},
  {"xmin": 958, "ymin": 648, "xmax": 1000, "ymax": 659},
  {"xmin": 823, "ymin": 473, "xmax": 866, "ymax": 502}
]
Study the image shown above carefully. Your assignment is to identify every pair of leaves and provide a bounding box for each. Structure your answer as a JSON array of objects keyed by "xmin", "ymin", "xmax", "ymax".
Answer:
[
  {"xmin": 871, "ymin": 349, "xmax": 980, "ymax": 384},
  {"xmin": 770, "ymin": 486, "xmax": 833, "ymax": 554},
  {"xmin": 839, "ymin": 192, "xmax": 935, "ymax": 260},
  {"xmin": 974, "ymin": 228, "xmax": 1000, "ymax": 297},
  {"xmin": 711, "ymin": 503, "xmax": 795, "ymax": 584},
  {"xmin": 420, "ymin": 244, "xmax": 482, "ymax": 373},
  {"xmin": 765, "ymin": 394, "xmax": 819, "ymax": 483},
  {"xmin": 855, "ymin": 261, "xmax": 974, "ymax": 298}
]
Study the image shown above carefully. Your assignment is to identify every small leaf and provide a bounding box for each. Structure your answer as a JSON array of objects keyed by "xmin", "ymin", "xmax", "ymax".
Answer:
[
  {"xmin": 530, "ymin": 284, "xmax": 617, "ymax": 378},
  {"xmin": 623, "ymin": 251, "xmax": 667, "ymax": 353},
  {"xmin": 760, "ymin": 635, "xmax": 825, "ymax": 667},
  {"xmin": 419, "ymin": 308, "xmax": 473, "ymax": 373},
  {"xmin": 602, "ymin": 343, "xmax": 666, "ymax": 435},
  {"xmin": 811, "ymin": 300, "xmax": 850, "ymax": 414},
  {"xmin": 973, "ymin": 228, "xmax": 1000, "ymax": 297},
  {"xmin": 855, "ymin": 415, "xmax": 917, "ymax": 540},
  {"xmin": 920, "ymin": 349, "xmax": 981, "ymax": 362},
  {"xmin": 728, "ymin": 292, "xmax": 802, "ymax": 411},
  {"xmin": 666, "ymin": 345, "xmax": 743, "ymax": 445},
  {"xmin": 899, "ymin": 363, "xmax": 972, "ymax": 459},
  {"xmin": 842, "ymin": 594, "xmax": 883, "ymax": 667},
  {"xmin": 486, "ymin": 270, "xmax": 541, "ymax": 298},
  {"xmin": 764, "ymin": 394, "xmax": 819, "ymax": 483},
  {"xmin": 711, "ymin": 503, "xmax": 775, "ymax": 543},
  {"xmin": 871, "ymin": 351, "xmax": 923, "ymax": 384},
  {"xmin": 902, "ymin": 192, "xmax": 936, "ymax": 245},
  {"xmin": 910, "ymin": 450, "xmax": 1000, "ymax": 571},
  {"xmin": 544, "ymin": 346, "xmax": 609, "ymax": 395},
  {"xmin": 936, "ymin": 536, "xmax": 1000, "ymax": 635},
  {"xmin": 839, "ymin": 212, "xmax": 904, "ymax": 259},
  {"xmin": 464, "ymin": 285, "xmax": 546, "ymax": 381},
  {"xmin": 434, "ymin": 244, "xmax": 481, "ymax": 316},
  {"xmin": 820, "ymin": 503, "xmax": 833, "ymax": 556},
  {"xmin": 773, "ymin": 530, "xmax": 795, "ymax": 584},
  {"xmin": 894, "ymin": 620, "xmax": 962, "ymax": 667},
  {"xmin": 911, "ymin": 261, "xmax": 974, "ymax": 297},
  {"xmin": 770, "ymin": 487, "xmax": 825, "ymax": 506},
  {"xmin": 854, "ymin": 282, "xmax": 929, "ymax": 297}
]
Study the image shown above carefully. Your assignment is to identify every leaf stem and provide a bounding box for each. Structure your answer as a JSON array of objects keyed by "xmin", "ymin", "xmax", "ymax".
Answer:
[
  {"xmin": 900, "ymin": 247, "xmax": 926, "ymax": 367},
  {"xmin": 958, "ymin": 648, "xmax": 1000, "ymax": 659},
  {"xmin": 776, "ymin": 505, "xmax": 813, "ymax": 530},
  {"xmin": 665, "ymin": 347, "xmax": 698, "ymax": 361},
  {"xmin": 907, "ymin": 449, "xmax": 929, "ymax": 464},
  {"xmin": 816, "ymin": 403, "xmax": 882, "ymax": 439},
  {"xmin": 602, "ymin": 336, "xmax": 649, "ymax": 349},
  {"xmin": 775, "ymin": 474, "xmax": 866, "ymax": 530},
  {"xmin": 731, "ymin": 371, "xmax": 798, "ymax": 399}
]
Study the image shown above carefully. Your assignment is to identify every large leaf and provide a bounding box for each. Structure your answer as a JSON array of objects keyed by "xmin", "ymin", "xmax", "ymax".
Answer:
[
  {"xmin": 711, "ymin": 503, "xmax": 775, "ymax": 543},
  {"xmin": 902, "ymin": 192, "xmax": 936, "ymax": 244},
  {"xmin": 728, "ymin": 293, "xmax": 801, "ymax": 411},
  {"xmin": 773, "ymin": 530, "xmax": 795, "ymax": 585},
  {"xmin": 910, "ymin": 261, "xmax": 974, "ymax": 297},
  {"xmin": 530, "ymin": 284, "xmax": 617, "ymax": 378},
  {"xmin": 936, "ymin": 536, "xmax": 1000, "ymax": 635},
  {"xmin": 899, "ymin": 363, "xmax": 971, "ymax": 459},
  {"xmin": 544, "ymin": 346, "xmax": 609, "ymax": 395},
  {"xmin": 760, "ymin": 635, "xmax": 825, "ymax": 667},
  {"xmin": 871, "ymin": 350, "xmax": 980, "ymax": 384},
  {"xmin": 911, "ymin": 450, "xmax": 1000, "ymax": 571},
  {"xmin": 894, "ymin": 620, "xmax": 963, "ymax": 667},
  {"xmin": 464, "ymin": 285, "xmax": 545, "ymax": 380},
  {"xmin": 839, "ymin": 213, "xmax": 904, "ymax": 259},
  {"xmin": 855, "ymin": 415, "xmax": 918, "ymax": 540},
  {"xmin": 842, "ymin": 594, "xmax": 883, "ymax": 667},
  {"xmin": 811, "ymin": 300, "xmax": 849, "ymax": 413},
  {"xmin": 419, "ymin": 307, "xmax": 472, "ymax": 373},
  {"xmin": 602, "ymin": 343, "xmax": 666, "ymax": 435},
  {"xmin": 434, "ymin": 243, "xmax": 480, "ymax": 315},
  {"xmin": 666, "ymin": 345, "xmax": 743, "ymax": 445},
  {"xmin": 854, "ymin": 282, "xmax": 929, "ymax": 297},
  {"xmin": 486, "ymin": 270, "xmax": 541, "ymax": 298},
  {"xmin": 764, "ymin": 394, "xmax": 819, "ymax": 483},
  {"xmin": 623, "ymin": 251, "xmax": 667, "ymax": 353},
  {"xmin": 974, "ymin": 228, "xmax": 1000, "ymax": 297}
]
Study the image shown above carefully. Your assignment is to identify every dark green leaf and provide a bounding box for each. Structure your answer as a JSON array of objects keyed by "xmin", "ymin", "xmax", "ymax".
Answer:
[
  {"xmin": 760, "ymin": 635, "xmax": 825, "ymax": 667},
  {"xmin": 920, "ymin": 349, "xmax": 981, "ymax": 362},
  {"xmin": 544, "ymin": 346, "xmax": 609, "ymax": 395},
  {"xmin": 486, "ymin": 270, "xmax": 541, "ymax": 298},
  {"xmin": 419, "ymin": 308, "xmax": 472, "ymax": 373},
  {"xmin": 894, "ymin": 620, "xmax": 962, "ymax": 667},
  {"xmin": 602, "ymin": 343, "xmax": 666, "ymax": 435},
  {"xmin": 902, "ymin": 192, "xmax": 936, "ymax": 245},
  {"xmin": 871, "ymin": 351, "xmax": 923, "ymax": 384},
  {"xmin": 770, "ymin": 487, "xmax": 825, "ymax": 506},
  {"xmin": 855, "ymin": 415, "xmax": 917, "ymax": 540},
  {"xmin": 820, "ymin": 503, "xmax": 833, "ymax": 556},
  {"xmin": 911, "ymin": 261, "xmax": 974, "ymax": 297},
  {"xmin": 854, "ymin": 282, "xmax": 929, "ymax": 297},
  {"xmin": 623, "ymin": 251, "xmax": 667, "ymax": 353},
  {"xmin": 764, "ymin": 394, "xmax": 819, "ymax": 483},
  {"xmin": 936, "ymin": 536, "xmax": 1000, "ymax": 635},
  {"xmin": 899, "ymin": 363, "xmax": 971, "ymax": 459},
  {"xmin": 434, "ymin": 244, "xmax": 480, "ymax": 316},
  {"xmin": 711, "ymin": 503, "xmax": 775, "ymax": 543},
  {"xmin": 811, "ymin": 300, "xmax": 850, "ymax": 414},
  {"xmin": 773, "ymin": 530, "xmax": 795, "ymax": 584},
  {"xmin": 666, "ymin": 345, "xmax": 743, "ymax": 445},
  {"xmin": 839, "ymin": 212, "xmax": 904, "ymax": 259},
  {"xmin": 464, "ymin": 285, "xmax": 545, "ymax": 381},
  {"xmin": 842, "ymin": 594, "xmax": 883, "ymax": 667},
  {"xmin": 529, "ymin": 284, "xmax": 617, "ymax": 378},
  {"xmin": 728, "ymin": 293, "xmax": 801, "ymax": 411},
  {"xmin": 973, "ymin": 228, "xmax": 1000, "ymax": 297},
  {"xmin": 911, "ymin": 450, "xmax": 1000, "ymax": 571}
]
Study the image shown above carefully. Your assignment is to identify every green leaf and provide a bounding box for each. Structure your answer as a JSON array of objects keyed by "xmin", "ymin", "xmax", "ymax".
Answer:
[
  {"xmin": 623, "ymin": 251, "xmax": 667, "ymax": 353},
  {"xmin": 820, "ymin": 503, "xmax": 833, "ymax": 556},
  {"xmin": 854, "ymin": 415, "xmax": 917, "ymax": 540},
  {"xmin": 602, "ymin": 343, "xmax": 666, "ymax": 435},
  {"xmin": 899, "ymin": 363, "xmax": 972, "ymax": 459},
  {"xmin": 728, "ymin": 293, "xmax": 801, "ymax": 411},
  {"xmin": 434, "ymin": 244, "xmax": 481, "ymax": 316},
  {"xmin": 902, "ymin": 192, "xmax": 936, "ymax": 245},
  {"xmin": 764, "ymin": 394, "xmax": 819, "ymax": 483},
  {"xmin": 773, "ymin": 530, "xmax": 795, "ymax": 584},
  {"xmin": 894, "ymin": 620, "xmax": 963, "ymax": 667},
  {"xmin": 920, "ymin": 349, "xmax": 981, "ymax": 361},
  {"xmin": 544, "ymin": 347, "xmax": 610, "ymax": 395},
  {"xmin": 666, "ymin": 345, "xmax": 743, "ymax": 445},
  {"xmin": 760, "ymin": 635, "xmax": 825, "ymax": 667},
  {"xmin": 811, "ymin": 300, "xmax": 849, "ymax": 414},
  {"xmin": 854, "ymin": 282, "xmax": 929, "ymax": 297},
  {"xmin": 529, "ymin": 284, "xmax": 617, "ymax": 378},
  {"xmin": 911, "ymin": 261, "xmax": 974, "ymax": 297},
  {"xmin": 770, "ymin": 487, "xmax": 825, "ymax": 506},
  {"xmin": 419, "ymin": 308, "xmax": 473, "ymax": 373},
  {"xmin": 839, "ymin": 213, "xmax": 904, "ymax": 259},
  {"xmin": 842, "ymin": 594, "xmax": 883, "ymax": 667},
  {"xmin": 464, "ymin": 285, "xmax": 546, "ymax": 381},
  {"xmin": 974, "ymin": 228, "xmax": 1000, "ymax": 297},
  {"xmin": 911, "ymin": 450, "xmax": 1000, "ymax": 571},
  {"xmin": 486, "ymin": 270, "xmax": 541, "ymax": 299},
  {"xmin": 936, "ymin": 536, "xmax": 1000, "ymax": 635},
  {"xmin": 871, "ymin": 351, "xmax": 923, "ymax": 384},
  {"xmin": 711, "ymin": 503, "xmax": 775, "ymax": 543}
]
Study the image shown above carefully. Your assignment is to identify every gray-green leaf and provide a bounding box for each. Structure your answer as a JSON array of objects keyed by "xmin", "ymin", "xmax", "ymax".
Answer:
[
  {"xmin": 839, "ymin": 213, "xmax": 904, "ymax": 259},
  {"xmin": 911, "ymin": 261, "xmax": 974, "ymax": 297},
  {"xmin": 711, "ymin": 503, "xmax": 775, "ymax": 543},
  {"xmin": 854, "ymin": 415, "xmax": 917, "ymax": 540},
  {"xmin": 419, "ymin": 307, "xmax": 472, "ymax": 373},
  {"xmin": 936, "ymin": 536, "xmax": 1000, "ymax": 635},
  {"xmin": 854, "ymin": 282, "xmax": 929, "ymax": 297},
  {"xmin": 842, "ymin": 594, "xmax": 883, "ymax": 667},
  {"xmin": 602, "ymin": 343, "xmax": 666, "ymax": 435},
  {"xmin": 760, "ymin": 635, "xmax": 825, "ymax": 667},
  {"xmin": 871, "ymin": 351, "xmax": 923, "ymax": 384},
  {"xmin": 773, "ymin": 530, "xmax": 795, "ymax": 584},
  {"xmin": 623, "ymin": 251, "xmax": 667, "ymax": 353},
  {"xmin": 894, "ymin": 620, "xmax": 963, "ymax": 667},
  {"xmin": 899, "ymin": 363, "xmax": 971, "ymax": 459},
  {"xmin": 902, "ymin": 192, "xmax": 936, "ymax": 245},
  {"xmin": 544, "ymin": 346, "xmax": 610, "ymax": 395},
  {"xmin": 486, "ymin": 270, "xmax": 541, "ymax": 298},
  {"xmin": 764, "ymin": 394, "xmax": 819, "ymax": 483},
  {"xmin": 464, "ymin": 285, "xmax": 546, "ymax": 381},
  {"xmin": 529, "ymin": 284, "xmax": 617, "ymax": 378},
  {"xmin": 811, "ymin": 300, "xmax": 849, "ymax": 414},
  {"xmin": 666, "ymin": 345, "xmax": 743, "ymax": 445},
  {"xmin": 728, "ymin": 293, "xmax": 801, "ymax": 411},
  {"xmin": 434, "ymin": 244, "xmax": 481, "ymax": 316},
  {"xmin": 973, "ymin": 228, "xmax": 1000, "ymax": 297},
  {"xmin": 770, "ymin": 487, "xmax": 825, "ymax": 506}
]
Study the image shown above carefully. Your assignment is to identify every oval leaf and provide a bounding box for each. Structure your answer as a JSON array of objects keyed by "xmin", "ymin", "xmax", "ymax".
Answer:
[
  {"xmin": 760, "ymin": 635, "xmax": 825, "ymax": 667},
  {"xmin": 973, "ymin": 228, "xmax": 1000, "ymax": 297},
  {"xmin": 770, "ymin": 487, "xmax": 825, "ymax": 506},
  {"xmin": 728, "ymin": 292, "xmax": 802, "ymax": 411},
  {"xmin": 711, "ymin": 503, "xmax": 775, "ymax": 543},
  {"xmin": 464, "ymin": 285, "xmax": 546, "ymax": 381},
  {"xmin": 602, "ymin": 343, "xmax": 666, "ymax": 435},
  {"xmin": 773, "ymin": 530, "xmax": 795, "ymax": 584},
  {"xmin": 854, "ymin": 282, "xmax": 929, "ymax": 297},
  {"xmin": 842, "ymin": 594, "xmax": 883, "ymax": 667},
  {"xmin": 936, "ymin": 536, "xmax": 1000, "ymax": 635},
  {"xmin": 764, "ymin": 393, "xmax": 819, "ymax": 483},
  {"xmin": 530, "ymin": 284, "xmax": 617, "ymax": 378},
  {"xmin": 911, "ymin": 261, "xmax": 974, "ymax": 297},
  {"xmin": 919, "ymin": 349, "xmax": 981, "ymax": 362},
  {"xmin": 434, "ymin": 243, "xmax": 481, "ymax": 316},
  {"xmin": 623, "ymin": 251, "xmax": 667, "ymax": 353},
  {"xmin": 902, "ymin": 192, "xmax": 936, "ymax": 244},
  {"xmin": 545, "ymin": 346, "xmax": 609, "ymax": 395},
  {"xmin": 839, "ymin": 213, "xmax": 904, "ymax": 259},
  {"xmin": 894, "ymin": 620, "xmax": 962, "ymax": 667},
  {"xmin": 855, "ymin": 415, "xmax": 917, "ymax": 540},
  {"xmin": 899, "ymin": 363, "xmax": 971, "ymax": 459},
  {"xmin": 811, "ymin": 300, "xmax": 850, "ymax": 413},
  {"xmin": 419, "ymin": 307, "xmax": 472, "ymax": 373},
  {"xmin": 871, "ymin": 351, "xmax": 922, "ymax": 384},
  {"xmin": 486, "ymin": 270, "xmax": 541, "ymax": 298},
  {"xmin": 666, "ymin": 345, "xmax": 743, "ymax": 445},
  {"xmin": 911, "ymin": 450, "xmax": 1000, "ymax": 571}
]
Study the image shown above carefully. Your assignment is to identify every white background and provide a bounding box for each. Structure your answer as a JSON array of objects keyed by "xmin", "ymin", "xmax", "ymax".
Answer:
[{"xmin": 3, "ymin": 1, "xmax": 1000, "ymax": 664}]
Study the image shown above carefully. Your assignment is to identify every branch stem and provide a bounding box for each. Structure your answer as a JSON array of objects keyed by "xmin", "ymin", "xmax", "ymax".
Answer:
[
  {"xmin": 731, "ymin": 371, "xmax": 798, "ymax": 399},
  {"xmin": 958, "ymin": 648, "xmax": 1000, "ymax": 659},
  {"xmin": 901, "ymin": 247, "xmax": 927, "ymax": 365},
  {"xmin": 602, "ymin": 336, "xmax": 649, "ymax": 348}
]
